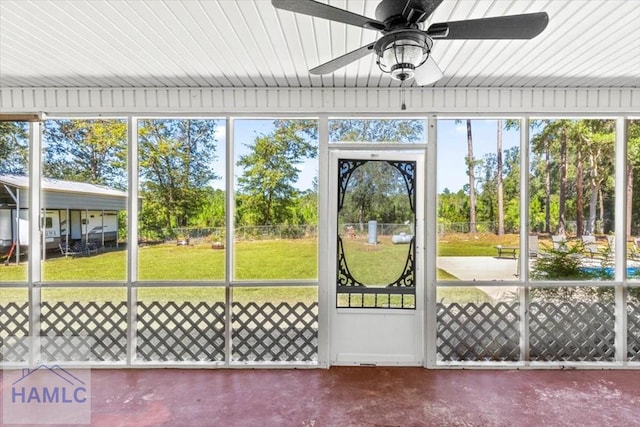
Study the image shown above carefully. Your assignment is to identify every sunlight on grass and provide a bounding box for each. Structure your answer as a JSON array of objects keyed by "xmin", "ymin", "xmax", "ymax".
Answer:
[
  {"xmin": 1, "ymin": 238, "xmax": 499, "ymax": 305},
  {"xmin": 43, "ymin": 250, "xmax": 127, "ymax": 281},
  {"xmin": 341, "ymin": 236, "xmax": 409, "ymax": 285},
  {"xmin": 235, "ymin": 239, "xmax": 317, "ymax": 280},
  {"xmin": 139, "ymin": 244, "xmax": 225, "ymax": 281},
  {"xmin": 437, "ymin": 233, "xmax": 520, "ymax": 256},
  {"xmin": 138, "ymin": 287, "xmax": 225, "ymax": 303},
  {"xmin": 0, "ymin": 288, "xmax": 28, "ymax": 304},
  {"xmin": 234, "ymin": 286, "xmax": 317, "ymax": 305},
  {"xmin": 437, "ymin": 287, "xmax": 493, "ymax": 304},
  {"xmin": 42, "ymin": 287, "xmax": 126, "ymax": 303}
]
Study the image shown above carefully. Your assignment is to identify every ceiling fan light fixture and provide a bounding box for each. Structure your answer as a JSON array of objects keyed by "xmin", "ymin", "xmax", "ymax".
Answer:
[{"xmin": 376, "ymin": 31, "xmax": 432, "ymax": 82}]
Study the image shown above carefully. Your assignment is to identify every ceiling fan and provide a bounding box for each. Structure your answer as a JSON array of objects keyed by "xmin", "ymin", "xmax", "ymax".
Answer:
[{"xmin": 272, "ymin": 0, "xmax": 549, "ymax": 86}]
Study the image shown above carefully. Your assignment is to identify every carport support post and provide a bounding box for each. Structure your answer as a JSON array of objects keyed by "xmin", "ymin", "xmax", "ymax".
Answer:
[
  {"xmin": 65, "ymin": 208, "xmax": 69, "ymax": 251},
  {"xmin": 84, "ymin": 209, "xmax": 89, "ymax": 243},
  {"xmin": 15, "ymin": 188, "xmax": 20, "ymax": 265},
  {"xmin": 101, "ymin": 209, "xmax": 105, "ymax": 247}
]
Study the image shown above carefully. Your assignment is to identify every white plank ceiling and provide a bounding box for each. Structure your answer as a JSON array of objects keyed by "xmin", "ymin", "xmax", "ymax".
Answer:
[{"xmin": 0, "ymin": 0, "xmax": 639, "ymax": 89}]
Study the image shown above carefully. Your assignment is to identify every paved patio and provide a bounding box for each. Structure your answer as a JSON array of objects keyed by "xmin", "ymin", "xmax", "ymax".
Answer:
[
  {"xmin": 438, "ymin": 256, "xmax": 519, "ymax": 300},
  {"xmin": 437, "ymin": 255, "xmax": 640, "ymax": 300}
]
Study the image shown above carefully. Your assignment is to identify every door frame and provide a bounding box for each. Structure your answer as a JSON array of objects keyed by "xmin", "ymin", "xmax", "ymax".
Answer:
[{"xmin": 326, "ymin": 148, "xmax": 426, "ymax": 366}]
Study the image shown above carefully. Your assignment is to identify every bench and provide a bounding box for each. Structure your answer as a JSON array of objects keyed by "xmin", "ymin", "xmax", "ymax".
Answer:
[{"xmin": 495, "ymin": 245, "xmax": 517, "ymax": 259}]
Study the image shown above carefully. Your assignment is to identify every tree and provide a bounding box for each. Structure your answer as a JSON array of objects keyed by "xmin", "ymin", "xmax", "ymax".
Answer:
[
  {"xmin": 558, "ymin": 123, "xmax": 568, "ymax": 235},
  {"xmin": 0, "ymin": 121, "xmax": 29, "ymax": 174},
  {"xmin": 582, "ymin": 120, "xmax": 615, "ymax": 235},
  {"xmin": 575, "ymin": 136, "xmax": 585, "ymax": 237},
  {"xmin": 465, "ymin": 120, "xmax": 478, "ymax": 234},
  {"xmin": 43, "ymin": 119, "xmax": 127, "ymax": 188},
  {"xmin": 139, "ymin": 119, "xmax": 219, "ymax": 231},
  {"xmin": 340, "ymin": 161, "xmax": 412, "ymax": 226},
  {"xmin": 530, "ymin": 121, "xmax": 554, "ymax": 233},
  {"xmin": 331, "ymin": 119, "xmax": 424, "ymax": 228},
  {"xmin": 530, "ymin": 119, "xmax": 575, "ymax": 234},
  {"xmin": 329, "ymin": 119, "xmax": 423, "ymax": 143},
  {"xmin": 236, "ymin": 120, "xmax": 317, "ymax": 225},
  {"xmin": 627, "ymin": 120, "xmax": 640, "ymax": 237},
  {"xmin": 192, "ymin": 188, "xmax": 225, "ymax": 228}
]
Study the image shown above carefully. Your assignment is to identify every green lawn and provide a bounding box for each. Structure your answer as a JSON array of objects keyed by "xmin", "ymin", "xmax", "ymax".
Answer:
[
  {"xmin": 437, "ymin": 233, "xmax": 521, "ymax": 256},
  {"xmin": 1, "ymin": 238, "xmax": 492, "ymax": 303}
]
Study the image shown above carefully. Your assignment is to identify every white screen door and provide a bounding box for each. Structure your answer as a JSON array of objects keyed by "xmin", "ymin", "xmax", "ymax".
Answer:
[{"xmin": 328, "ymin": 150, "xmax": 424, "ymax": 366}]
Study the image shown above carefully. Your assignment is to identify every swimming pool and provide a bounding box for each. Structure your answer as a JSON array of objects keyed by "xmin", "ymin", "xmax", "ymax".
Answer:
[{"xmin": 579, "ymin": 266, "xmax": 640, "ymax": 277}]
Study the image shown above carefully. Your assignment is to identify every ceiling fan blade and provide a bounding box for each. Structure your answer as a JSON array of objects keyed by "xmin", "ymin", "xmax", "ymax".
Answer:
[
  {"xmin": 272, "ymin": 0, "xmax": 385, "ymax": 30},
  {"xmin": 427, "ymin": 12, "xmax": 549, "ymax": 39},
  {"xmin": 413, "ymin": 55, "xmax": 444, "ymax": 86},
  {"xmin": 310, "ymin": 43, "xmax": 375, "ymax": 75}
]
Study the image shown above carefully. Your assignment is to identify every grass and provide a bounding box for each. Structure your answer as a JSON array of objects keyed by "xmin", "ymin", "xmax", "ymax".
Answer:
[
  {"xmin": 437, "ymin": 233, "xmax": 521, "ymax": 256},
  {"xmin": 437, "ymin": 287, "xmax": 493, "ymax": 304},
  {"xmin": 341, "ymin": 236, "xmax": 413, "ymax": 285},
  {"xmin": 1, "ymin": 237, "xmax": 494, "ymax": 304}
]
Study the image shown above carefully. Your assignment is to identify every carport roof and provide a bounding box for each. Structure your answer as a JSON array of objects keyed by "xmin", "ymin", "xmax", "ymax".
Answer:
[{"xmin": 0, "ymin": 174, "xmax": 127, "ymax": 199}]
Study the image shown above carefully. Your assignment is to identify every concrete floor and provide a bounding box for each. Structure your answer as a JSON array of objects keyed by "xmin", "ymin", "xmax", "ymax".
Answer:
[{"xmin": 4, "ymin": 367, "xmax": 638, "ymax": 426}]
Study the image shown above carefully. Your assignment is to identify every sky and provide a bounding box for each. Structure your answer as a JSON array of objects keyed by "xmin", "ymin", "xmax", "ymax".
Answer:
[
  {"xmin": 213, "ymin": 119, "xmax": 521, "ymax": 194},
  {"xmin": 437, "ymin": 120, "xmax": 520, "ymax": 193}
]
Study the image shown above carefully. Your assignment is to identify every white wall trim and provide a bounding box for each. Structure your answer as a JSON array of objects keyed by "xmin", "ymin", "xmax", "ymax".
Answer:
[{"xmin": 1, "ymin": 87, "xmax": 639, "ymax": 114}]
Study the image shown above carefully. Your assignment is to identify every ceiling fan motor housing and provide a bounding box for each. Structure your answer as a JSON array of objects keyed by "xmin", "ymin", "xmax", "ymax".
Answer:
[{"xmin": 375, "ymin": 0, "xmax": 438, "ymax": 26}]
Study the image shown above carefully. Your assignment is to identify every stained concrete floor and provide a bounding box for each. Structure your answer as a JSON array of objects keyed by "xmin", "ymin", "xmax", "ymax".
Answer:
[{"xmin": 4, "ymin": 367, "xmax": 639, "ymax": 426}]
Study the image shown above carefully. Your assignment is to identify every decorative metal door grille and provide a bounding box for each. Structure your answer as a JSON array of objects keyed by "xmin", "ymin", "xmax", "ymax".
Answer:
[
  {"xmin": 136, "ymin": 301, "xmax": 225, "ymax": 362},
  {"xmin": 628, "ymin": 299, "xmax": 640, "ymax": 361},
  {"xmin": 529, "ymin": 302, "xmax": 615, "ymax": 361},
  {"xmin": 232, "ymin": 301, "xmax": 318, "ymax": 362},
  {"xmin": 0, "ymin": 301, "xmax": 29, "ymax": 362},
  {"xmin": 336, "ymin": 159, "xmax": 416, "ymax": 309},
  {"xmin": 436, "ymin": 302, "xmax": 520, "ymax": 361},
  {"xmin": 40, "ymin": 301, "xmax": 127, "ymax": 361}
]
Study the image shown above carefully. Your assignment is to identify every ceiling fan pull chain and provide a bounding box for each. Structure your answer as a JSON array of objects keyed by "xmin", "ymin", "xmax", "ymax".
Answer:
[{"xmin": 401, "ymin": 82, "xmax": 407, "ymax": 110}]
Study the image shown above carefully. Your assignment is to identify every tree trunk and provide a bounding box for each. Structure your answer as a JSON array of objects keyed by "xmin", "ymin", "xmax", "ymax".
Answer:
[
  {"xmin": 544, "ymin": 144, "xmax": 551, "ymax": 233},
  {"xmin": 587, "ymin": 179, "xmax": 598, "ymax": 235},
  {"xmin": 576, "ymin": 148, "xmax": 584, "ymax": 236},
  {"xmin": 497, "ymin": 120, "xmax": 504, "ymax": 235},
  {"xmin": 558, "ymin": 128, "xmax": 567, "ymax": 235},
  {"xmin": 586, "ymin": 148, "xmax": 600, "ymax": 235},
  {"xmin": 598, "ymin": 187, "xmax": 605, "ymax": 234},
  {"xmin": 467, "ymin": 120, "xmax": 477, "ymax": 234}
]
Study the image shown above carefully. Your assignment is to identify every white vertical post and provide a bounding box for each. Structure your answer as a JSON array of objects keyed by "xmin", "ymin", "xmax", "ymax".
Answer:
[
  {"xmin": 615, "ymin": 116, "xmax": 628, "ymax": 363},
  {"xmin": 65, "ymin": 208, "xmax": 69, "ymax": 250},
  {"xmin": 317, "ymin": 114, "xmax": 329, "ymax": 368},
  {"xmin": 425, "ymin": 115, "xmax": 438, "ymax": 368},
  {"xmin": 28, "ymin": 119, "xmax": 42, "ymax": 364},
  {"xmin": 519, "ymin": 117, "xmax": 530, "ymax": 363},
  {"xmin": 101, "ymin": 209, "xmax": 105, "ymax": 247},
  {"xmin": 127, "ymin": 116, "xmax": 139, "ymax": 365},
  {"xmin": 225, "ymin": 117, "xmax": 234, "ymax": 366},
  {"xmin": 84, "ymin": 209, "xmax": 88, "ymax": 243},
  {"xmin": 16, "ymin": 189, "xmax": 20, "ymax": 264}
]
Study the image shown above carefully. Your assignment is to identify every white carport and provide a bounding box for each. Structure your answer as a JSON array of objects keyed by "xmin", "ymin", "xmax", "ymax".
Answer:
[{"xmin": 0, "ymin": 174, "xmax": 126, "ymax": 262}]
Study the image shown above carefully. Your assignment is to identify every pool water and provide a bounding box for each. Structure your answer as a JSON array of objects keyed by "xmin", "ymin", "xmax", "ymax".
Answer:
[{"xmin": 579, "ymin": 266, "xmax": 640, "ymax": 277}]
